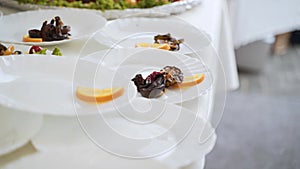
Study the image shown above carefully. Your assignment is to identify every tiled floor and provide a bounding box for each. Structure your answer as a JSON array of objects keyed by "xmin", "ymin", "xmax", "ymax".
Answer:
[{"xmin": 205, "ymin": 45, "xmax": 300, "ymax": 169}]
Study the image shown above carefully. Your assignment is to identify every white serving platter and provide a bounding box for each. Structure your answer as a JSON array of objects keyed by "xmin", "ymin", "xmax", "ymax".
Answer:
[{"xmin": 0, "ymin": 9, "xmax": 106, "ymax": 46}]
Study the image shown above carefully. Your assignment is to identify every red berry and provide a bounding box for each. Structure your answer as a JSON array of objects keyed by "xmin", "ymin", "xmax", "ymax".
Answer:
[
  {"xmin": 29, "ymin": 46, "xmax": 42, "ymax": 54},
  {"xmin": 145, "ymin": 71, "xmax": 161, "ymax": 84},
  {"xmin": 152, "ymin": 71, "xmax": 161, "ymax": 77}
]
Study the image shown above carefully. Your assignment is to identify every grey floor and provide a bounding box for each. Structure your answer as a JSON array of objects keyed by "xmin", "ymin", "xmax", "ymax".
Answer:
[{"xmin": 205, "ymin": 46, "xmax": 300, "ymax": 169}]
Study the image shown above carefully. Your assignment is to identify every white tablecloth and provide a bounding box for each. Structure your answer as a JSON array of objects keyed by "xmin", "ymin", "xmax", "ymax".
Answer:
[
  {"xmin": 178, "ymin": 0, "xmax": 239, "ymax": 130},
  {"xmin": 180, "ymin": 0, "xmax": 239, "ymax": 91},
  {"xmin": 229, "ymin": 0, "xmax": 300, "ymax": 48}
]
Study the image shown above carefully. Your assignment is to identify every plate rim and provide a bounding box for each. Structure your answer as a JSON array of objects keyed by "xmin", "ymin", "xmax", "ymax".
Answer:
[
  {"xmin": 0, "ymin": 107, "xmax": 43, "ymax": 156},
  {"xmin": 0, "ymin": 8, "xmax": 107, "ymax": 46},
  {"xmin": 0, "ymin": 54, "xmax": 74, "ymax": 116},
  {"xmin": 0, "ymin": 54, "xmax": 132, "ymax": 116},
  {"xmin": 81, "ymin": 48, "xmax": 213, "ymax": 104},
  {"xmin": 30, "ymin": 99, "xmax": 216, "ymax": 168},
  {"xmin": 95, "ymin": 16, "xmax": 212, "ymax": 55}
]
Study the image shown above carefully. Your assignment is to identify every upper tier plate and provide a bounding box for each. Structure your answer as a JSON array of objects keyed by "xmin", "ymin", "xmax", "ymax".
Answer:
[
  {"xmin": 0, "ymin": 55, "xmax": 129, "ymax": 116},
  {"xmin": 0, "ymin": 9, "xmax": 106, "ymax": 46},
  {"xmin": 95, "ymin": 17, "xmax": 211, "ymax": 55}
]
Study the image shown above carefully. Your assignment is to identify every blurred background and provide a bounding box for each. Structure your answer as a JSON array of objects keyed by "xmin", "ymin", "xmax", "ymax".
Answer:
[{"xmin": 206, "ymin": 0, "xmax": 300, "ymax": 168}]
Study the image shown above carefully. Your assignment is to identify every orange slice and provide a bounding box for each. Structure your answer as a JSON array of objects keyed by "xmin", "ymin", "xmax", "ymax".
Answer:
[
  {"xmin": 173, "ymin": 73, "xmax": 205, "ymax": 88},
  {"xmin": 23, "ymin": 35, "xmax": 43, "ymax": 43},
  {"xmin": 135, "ymin": 42, "xmax": 151, "ymax": 48},
  {"xmin": 135, "ymin": 42, "xmax": 171, "ymax": 50},
  {"xmin": 76, "ymin": 86, "xmax": 124, "ymax": 103}
]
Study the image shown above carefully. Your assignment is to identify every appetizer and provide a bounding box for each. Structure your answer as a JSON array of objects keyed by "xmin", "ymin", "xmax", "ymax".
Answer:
[
  {"xmin": 132, "ymin": 66, "xmax": 205, "ymax": 98},
  {"xmin": 29, "ymin": 46, "xmax": 63, "ymax": 56},
  {"xmin": 135, "ymin": 33, "xmax": 184, "ymax": 51},
  {"xmin": 76, "ymin": 86, "xmax": 124, "ymax": 103},
  {"xmin": 132, "ymin": 71, "xmax": 166, "ymax": 98},
  {"xmin": 23, "ymin": 16, "xmax": 71, "ymax": 42},
  {"xmin": 0, "ymin": 43, "xmax": 62, "ymax": 56},
  {"xmin": 131, "ymin": 66, "xmax": 184, "ymax": 98},
  {"xmin": 0, "ymin": 43, "xmax": 22, "ymax": 56},
  {"xmin": 162, "ymin": 66, "xmax": 184, "ymax": 87}
]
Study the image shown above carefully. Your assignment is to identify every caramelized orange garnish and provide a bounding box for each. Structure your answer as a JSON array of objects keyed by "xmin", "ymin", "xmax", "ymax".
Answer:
[
  {"xmin": 76, "ymin": 86, "xmax": 124, "ymax": 103},
  {"xmin": 135, "ymin": 42, "xmax": 171, "ymax": 50},
  {"xmin": 3, "ymin": 45, "xmax": 14, "ymax": 55},
  {"xmin": 173, "ymin": 73, "xmax": 205, "ymax": 88},
  {"xmin": 23, "ymin": 35, "xmax": 43, "ymax": 43}
]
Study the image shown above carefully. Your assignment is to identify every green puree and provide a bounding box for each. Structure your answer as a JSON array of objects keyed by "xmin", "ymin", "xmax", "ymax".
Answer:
[
  {"xmin": 51, "ymin": 47, "xmax": 62, "ymax": 56},
  {"xmin": 17, "ymin": 0, "xmax": 171, "ymax": 10}
]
